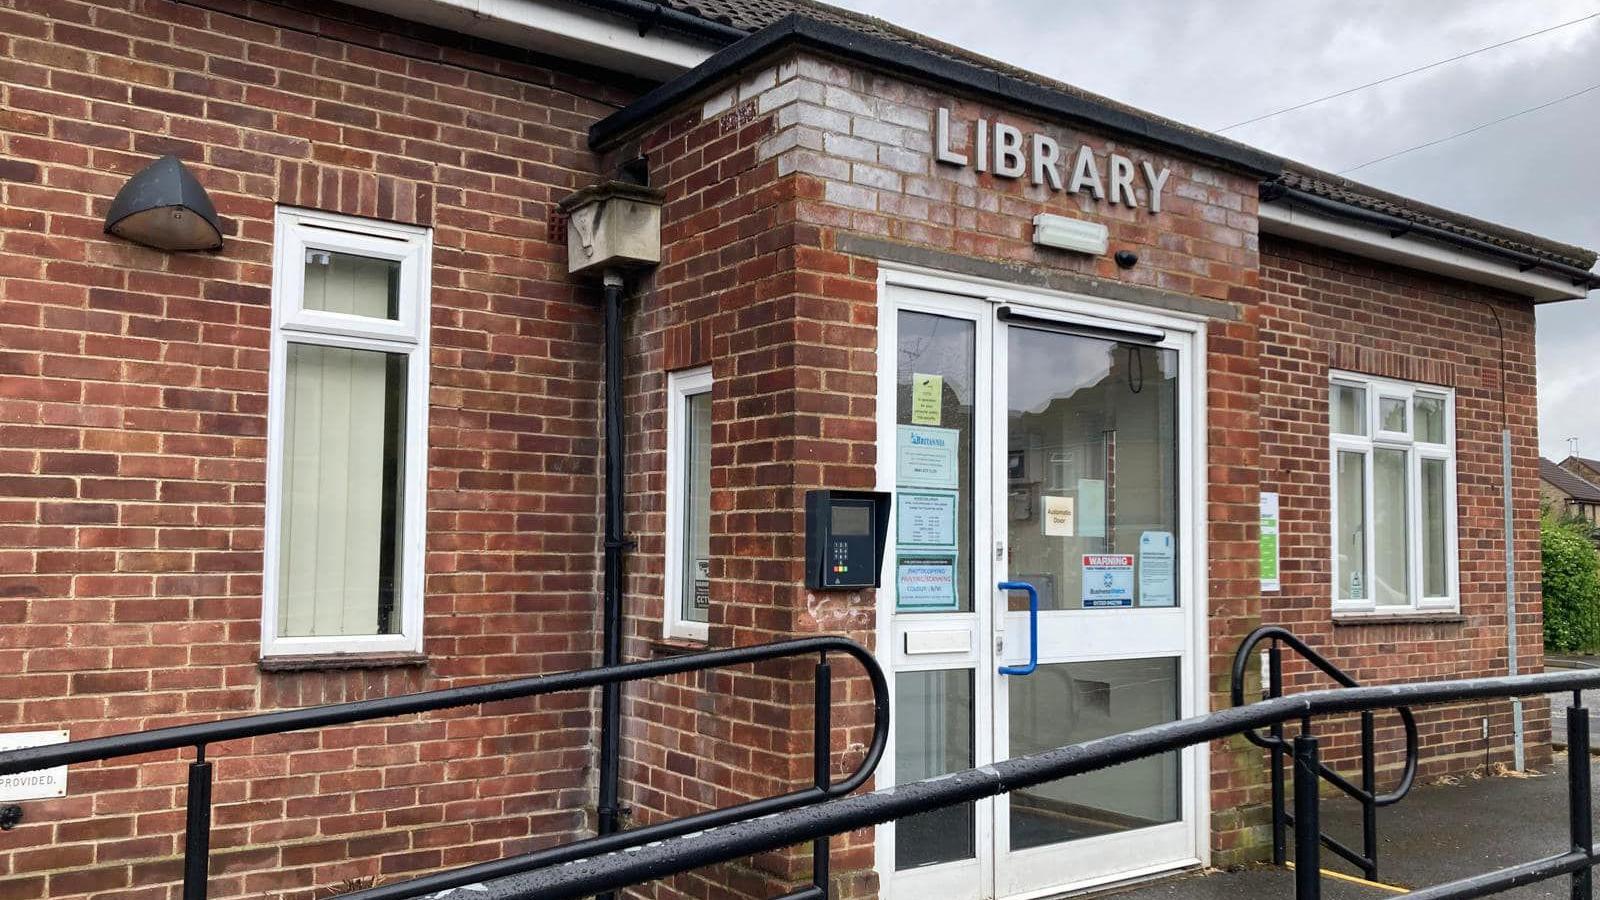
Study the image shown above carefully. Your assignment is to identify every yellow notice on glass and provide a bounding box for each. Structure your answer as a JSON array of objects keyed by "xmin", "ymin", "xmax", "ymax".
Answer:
[{"xmin": 911, "ymin": 373, "xmax": 943, "ymax": 425}]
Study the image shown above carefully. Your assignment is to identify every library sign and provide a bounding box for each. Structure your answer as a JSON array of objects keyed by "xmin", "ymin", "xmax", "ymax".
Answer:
[{"xmin": 934, "ymin": 107, "xmax": 1172, "ymax": 213}]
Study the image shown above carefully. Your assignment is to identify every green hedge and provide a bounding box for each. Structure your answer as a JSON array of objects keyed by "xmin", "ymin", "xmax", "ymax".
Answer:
[{"xmin": 1543, "ymin": 518, "xmax": 1600, "ymax": 653}]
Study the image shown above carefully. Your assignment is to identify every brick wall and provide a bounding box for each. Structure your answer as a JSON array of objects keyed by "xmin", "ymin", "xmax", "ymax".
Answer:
[
  {"xmin": 611, "ymin": 61, "xmax": 883, "ymax": 900},
  {"xmin": 606, "ymin": 45, "xmax": 1553, "ymax": 888},
  {"xmin": 1256, "ymin": 236, "xmax": 1550, "ymax": 783},
  {"xmin": 729, "ymin": 49, "xmax": 1271, "ymax": 873},
  {"xmin": 0, "ymin": 0, "xmax": 637, "ymax": 897},
  {"xmin": 602, "ymin": 47, "xmax": 1269, "ymax": 891},
  {"xmin": 0, "ymin": 4, "xmax": 1560, "ymax": 896}
]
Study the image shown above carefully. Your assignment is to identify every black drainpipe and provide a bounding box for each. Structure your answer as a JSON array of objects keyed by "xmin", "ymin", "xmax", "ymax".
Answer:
[{"xmin": 598, "ymin": 267, "xmax": 627, "ymax": 872}]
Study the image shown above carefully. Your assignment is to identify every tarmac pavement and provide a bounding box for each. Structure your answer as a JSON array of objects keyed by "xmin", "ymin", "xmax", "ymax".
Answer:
[
  {"xmin": 1545, "ymin": 655, "xmax": 1600, "ymax": 748},
  {"xmin": 1102, "ymin": 754, "xmax": 1597, "ymax": 899}
]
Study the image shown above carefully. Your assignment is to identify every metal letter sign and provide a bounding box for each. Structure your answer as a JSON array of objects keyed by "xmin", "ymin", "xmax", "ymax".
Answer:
[{"xmin": 934, "ymin": 107, "xmax": 1171, "ymax": 213}]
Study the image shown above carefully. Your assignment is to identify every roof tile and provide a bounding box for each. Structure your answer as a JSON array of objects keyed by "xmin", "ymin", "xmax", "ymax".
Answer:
[
  {"xmin": 647, "ymin": 0, "xmax": 1598, "ymax": 273},
  {"xmin": 1543, "ymin": 457, "xmax": 1600, "ymax": 503}
]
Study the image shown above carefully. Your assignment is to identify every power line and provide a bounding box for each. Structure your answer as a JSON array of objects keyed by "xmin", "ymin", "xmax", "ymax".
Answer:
[
  {"xmin": 1338, "ymin": 81, "xmax": 1600, "ymax": 173},
  {"xmin": 1214, "ymin": 10, "xmax": 1600, "ymax": 132}
]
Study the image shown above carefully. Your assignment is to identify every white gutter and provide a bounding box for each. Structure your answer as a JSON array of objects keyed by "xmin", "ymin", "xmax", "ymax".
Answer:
[
  {"xmin": 1259, "ymin": 201, "xmax": 1590, "ymax": 303},
  {"xmin": 343, "ymin": 0, "xmax": 721, "ymax": 80}
]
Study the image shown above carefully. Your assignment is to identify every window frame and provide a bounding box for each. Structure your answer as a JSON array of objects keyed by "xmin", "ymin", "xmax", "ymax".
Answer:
[
  {"xmin": 663, "ymin": 366, "xmax": 713, "ymax": 643},
  {"xmin": 261, "ymin": 207, "xmax": 432, "ymax": 658},
  {"xmin": 1328, "ymin": 372, "xmax": 1458, "ymax": 616}
]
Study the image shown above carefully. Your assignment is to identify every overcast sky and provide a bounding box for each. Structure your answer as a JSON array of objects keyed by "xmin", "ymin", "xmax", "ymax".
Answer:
[{"xmin": 830, "ymin": 0, "xmax": 1599, "ymax": 460}]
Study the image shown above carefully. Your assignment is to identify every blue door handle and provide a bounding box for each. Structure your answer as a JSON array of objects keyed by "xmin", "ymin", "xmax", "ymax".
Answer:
[{"xmin": 997, "ymin": 581, "xmax": 1038, "ymax": 676}]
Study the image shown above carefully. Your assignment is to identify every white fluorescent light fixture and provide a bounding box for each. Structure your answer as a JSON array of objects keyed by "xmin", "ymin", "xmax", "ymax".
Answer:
[{"xmin": 1032, "ymin": 213, "xmax": 1108, "ymax": 255}]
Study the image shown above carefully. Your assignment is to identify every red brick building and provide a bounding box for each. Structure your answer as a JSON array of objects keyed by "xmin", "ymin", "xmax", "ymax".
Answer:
[{"xmin": 0, "ymin": 1, "xmax": 1594, "ymax": 899}]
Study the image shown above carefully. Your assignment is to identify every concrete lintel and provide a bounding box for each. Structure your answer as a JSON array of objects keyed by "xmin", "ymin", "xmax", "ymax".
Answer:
[{"xmin": 835, "ymin": 233, "xmax": 1243, "ymax": 322}]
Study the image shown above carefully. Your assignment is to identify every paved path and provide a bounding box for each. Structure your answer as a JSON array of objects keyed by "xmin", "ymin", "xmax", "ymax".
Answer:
[
  {"xmin": 1106, "ymin": 755, "xmax": 1596, "ymax": 899},
  {"xmin": 1545, "ymin": 688, "xmax": 1600, "ymax": 747},
  {"xmin": 1545, "ymin": 657, "xmax": 1600, "ymax": 748}
]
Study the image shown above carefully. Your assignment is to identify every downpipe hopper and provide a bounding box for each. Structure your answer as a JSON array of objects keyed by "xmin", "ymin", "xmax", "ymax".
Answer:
[{"xmin": 559, "ymin": 178, "xmax": 664, "ymax": 277}]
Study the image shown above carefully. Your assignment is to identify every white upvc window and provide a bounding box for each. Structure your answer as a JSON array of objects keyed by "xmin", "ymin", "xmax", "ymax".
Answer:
[
  {"xmin": 664, "ymin": 366, "xmax": 713, "ymax": 642},
  {"xmin": 261, "ymin": 208, "xmax": 431, "ymax": 658},
  {"xmin": 1329, "ymin": 372, "xmax": 1458, "ymax": 615}
]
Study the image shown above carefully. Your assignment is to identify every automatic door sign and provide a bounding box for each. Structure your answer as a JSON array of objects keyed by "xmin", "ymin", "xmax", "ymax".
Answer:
[
  {"xmin": 1041, "ymin": 495, "xmax": 1075, "ymax": 536},
  {"xmin": 1081, "ymin": 554, "xmax": 1134, "ymax": 608}
]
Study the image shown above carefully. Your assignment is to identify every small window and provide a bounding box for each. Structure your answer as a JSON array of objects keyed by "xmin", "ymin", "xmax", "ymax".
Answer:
[
  {"xmin": 1332, "ymin": 383, "xmax": 1367, "ymax": 436},
  {"xmin": 1329, "ymin": 373, "xmax": 1457, "ymax": 614},
  {"xmin": 1414, "ymin": 394, "xmax": 1446, "ymax": 444},
  {"xmin": 665, "ymin": 367, "xmax": 713, "ymax": 642},
  {"xmin": 263, "ymin": 208, "xmax": 431, "ymax": 658},
  {"xmin": 1334, "ymin": 450, "xmax": 1367, "ymax": 601},
  {"xmin": 302, "ymin": 252, "xmax": 401, "ymax": 320},
  {"xmin": 1377, "ymin": 396, "xmax": 1408, "ymax": 435}
]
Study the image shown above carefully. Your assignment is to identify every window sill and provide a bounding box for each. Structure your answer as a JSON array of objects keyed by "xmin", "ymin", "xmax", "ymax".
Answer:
[
  {"xmin": 649, "ymin": 637, "xmax": 709, "ymax": 657},
  {"xmin": 1332, "ymin": 611, "xmax": 1465, "ymax": 627},
  {"xmin": 258, "ymin": 652, "xmax": 429, "ymax": 673}
]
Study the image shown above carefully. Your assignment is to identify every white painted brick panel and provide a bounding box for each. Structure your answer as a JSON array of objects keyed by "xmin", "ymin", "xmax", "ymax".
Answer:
[
  {"xmin": 701, "ymin": 88, "xmax": 736, "ymax": 120},
  {"xmin": 824, "ymin": 181, "xmax": 878, "ymax": 211},
  {"xmin": 778, "ymin": 102, "xmax": 852, "ymax": 135},
  {"xmin": 737, "ymin": 66, "xmax": 777, "ymax": 100},
  {"xmin": 758, "ymin": 78, "xmax": 826, "ymax": 114},
  {"xmin": 879, "ymin": 101, "xmax": 930, "ymax": 130},
  {"xmin": 877, "ymin": 145, "xmax": 927, "ymax": 175},
  {"xmin": 851, "ymin": 163, "xmax": 902, "ymax": 192},
  {"xmin": 823, "ymin": 85, "xmax": 875, "ymax": 116},
  {"xmin": 778, "ymin": 149, "xmax": 852, "ymax": 180},
  {"xmin": 851, "ymin": 117, "xmax": 904, "ymax": 146},
  {"xmin": 823, "ymin": 132, "xmax": 878, "ymax": 163}
]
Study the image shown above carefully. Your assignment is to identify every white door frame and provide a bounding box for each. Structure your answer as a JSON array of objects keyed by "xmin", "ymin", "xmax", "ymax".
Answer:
[{"xmin": 873, "ymin": 262, "xmax": 1212, "ymax": 899}]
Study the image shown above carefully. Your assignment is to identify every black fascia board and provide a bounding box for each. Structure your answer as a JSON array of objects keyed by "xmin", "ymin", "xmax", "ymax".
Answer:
[
  {"xmin": 589, "ymin": 13, "xmax": 1283, "ymax": 178},
  {"xmin": 1267, "ymin": 184, "xmax": 1600, "ymax": 289}
]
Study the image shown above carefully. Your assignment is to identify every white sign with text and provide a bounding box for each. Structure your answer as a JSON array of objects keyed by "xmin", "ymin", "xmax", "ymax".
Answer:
[{"xmin": 0, "ymin": 730, "xmax": 69, "ymax": 801}]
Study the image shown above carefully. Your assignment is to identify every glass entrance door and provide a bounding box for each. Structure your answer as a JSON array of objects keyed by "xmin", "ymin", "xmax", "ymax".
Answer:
[
  {"xmin": 882, "ymin": 287, "xmax": 1199, "ymax": 900},
  {"xmin": 991, "ymin": 313, "xmax": 1197, "ymax": 897}
]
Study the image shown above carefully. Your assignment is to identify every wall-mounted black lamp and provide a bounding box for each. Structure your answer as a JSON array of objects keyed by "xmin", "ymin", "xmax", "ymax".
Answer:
[{"xmin": 103, "ymin": 155, "xmax": 223, "ymax": 252}]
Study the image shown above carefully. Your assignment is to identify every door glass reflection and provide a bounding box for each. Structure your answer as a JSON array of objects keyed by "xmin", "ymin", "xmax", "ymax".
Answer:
[
  {"xmin": 894, "ymin": 311, "xmax": 976, "ymax": 614},
  {"xmin": 1006, "ymin": 328, "xmax": 1179, "ymax": 611},
  {"xmin": 895, "ymin": 669, "xmax": 976, "ymax": 869},
  {"xmin": 1008, "ymin": 657, "xmax": 1181, "ymax": 850}
]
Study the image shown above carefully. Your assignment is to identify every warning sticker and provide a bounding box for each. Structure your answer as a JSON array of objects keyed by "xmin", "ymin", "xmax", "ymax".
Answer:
[{"xmin": 1081, "ymin": 554, "xmax": 1135, "ymax": 608}]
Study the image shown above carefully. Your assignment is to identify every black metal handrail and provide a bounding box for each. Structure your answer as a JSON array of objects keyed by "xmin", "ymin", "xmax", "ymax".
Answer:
[
  {"xmin": 456, "ymin": 666, "xmax": 1600, "ymax": 900},
  {"xmin": 1230, "ymin": 625, "xmax": 1419, "ymax": 879},
  {"xmin": 0, "ymin": 635, "xmax": 889, "ymax": 900}
]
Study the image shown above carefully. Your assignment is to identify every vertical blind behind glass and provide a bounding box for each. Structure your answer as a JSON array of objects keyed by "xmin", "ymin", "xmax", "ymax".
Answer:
[
  {"xmin": 681, "ymin": 390, "xmax": 713, "ymax": 625},
  {"xmin": 278, "ymin": 254, "xmax": 408, "ymax": 639}
]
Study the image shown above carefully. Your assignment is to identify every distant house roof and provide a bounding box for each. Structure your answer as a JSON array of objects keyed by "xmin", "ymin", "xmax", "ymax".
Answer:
[
  {"xmin": 1563, "ymin": 455, "xmax": 1600, "ymax": 475},
  {"xmin": 1543, "ymin": 458, "xmax": 1600, "ymax": 503},
  {"xmin": 590, "ymin": 0, "xmax": 1599, "ymax": 283}
]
